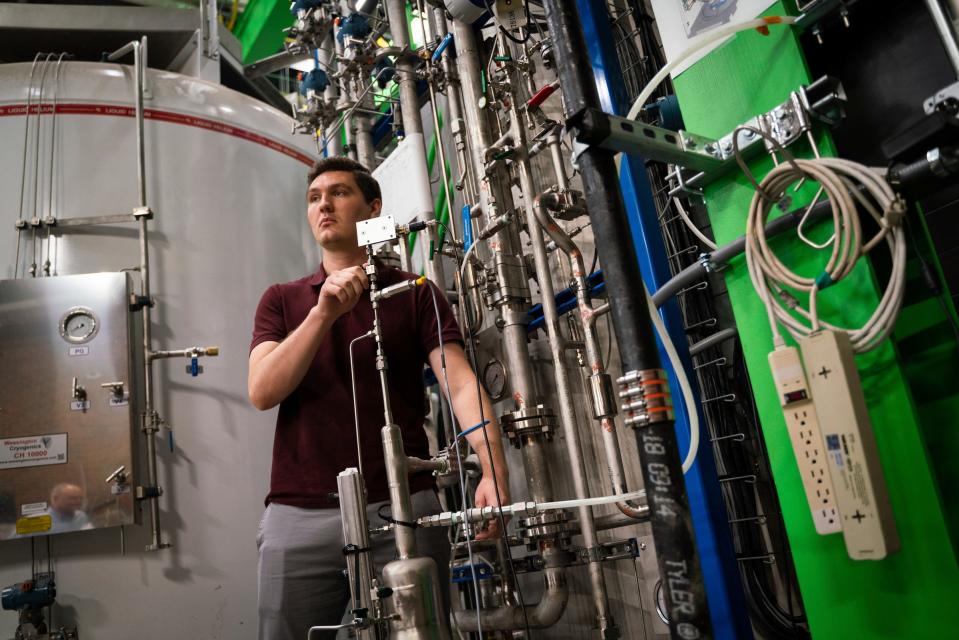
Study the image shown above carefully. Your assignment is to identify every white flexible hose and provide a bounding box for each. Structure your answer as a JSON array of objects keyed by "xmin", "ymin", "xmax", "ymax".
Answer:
[
  {"xmin": 644, "ymin": 282, "xmax": 700, "ymax": 474},
  {"xmin": 625, "ymin": 15, "xmax": 798, "ymax": 123},
  {"xmin": 745, "ymin": 156, "xmax": 906, "ymax": 352},
  {"xmin": 673, "ymin": 197, "xmax": 717, "ymax": 251},
  {"xmin": 537, "ymin": 488, "xmax": 647, "ymax": 513}
]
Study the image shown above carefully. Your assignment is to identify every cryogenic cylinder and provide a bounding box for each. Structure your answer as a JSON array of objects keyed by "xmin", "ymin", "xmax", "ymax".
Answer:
[
  {"xmin": 0, "ymin": 59, "xmax": 318, "ymax": 636},
  {"xmin": 381, "ymin": 556, "xmax": 451, "ymax": 640}
]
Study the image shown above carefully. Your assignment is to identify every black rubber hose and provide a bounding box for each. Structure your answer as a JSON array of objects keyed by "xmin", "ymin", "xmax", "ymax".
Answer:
[
  {"xmin": 651, "ymin": 195, "xmax": 842, "ymax": 308},
  {"xmin": 541, "ymin": 1, "xmax": 713, "ymax": 638}
]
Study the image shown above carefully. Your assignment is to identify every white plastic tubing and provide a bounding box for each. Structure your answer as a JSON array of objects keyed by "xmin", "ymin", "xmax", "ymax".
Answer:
[{"xmin": 613, "ymin": 15, "xmax": 799, "ymax": 474}]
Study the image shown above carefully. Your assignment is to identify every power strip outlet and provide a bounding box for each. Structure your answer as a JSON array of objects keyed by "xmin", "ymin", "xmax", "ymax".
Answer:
[
  {"xmin": 800, "ymin": 330, "xmax": 900, "ymax": 560},
  {"xmin": 768, "ymin": 347, "xmax": 842, "ymax": 535}
]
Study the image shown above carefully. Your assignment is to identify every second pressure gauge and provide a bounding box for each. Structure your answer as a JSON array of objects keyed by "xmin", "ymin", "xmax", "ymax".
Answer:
[{"xmin": 482, "ymin": 359, "xmax": 508, "ymax": 402}]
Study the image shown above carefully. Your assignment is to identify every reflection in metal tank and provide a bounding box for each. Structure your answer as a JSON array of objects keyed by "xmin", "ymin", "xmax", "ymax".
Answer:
[
  {"xmin": 0, "ymin": 61, "xmax": 318, "ymax": 638},
  {"xmin": 0, "ymin": 273, "xmax": 138, "ymax": 539}
]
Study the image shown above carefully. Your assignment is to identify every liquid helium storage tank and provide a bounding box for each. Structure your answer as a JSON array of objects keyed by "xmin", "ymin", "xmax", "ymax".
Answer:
[{"xmin": 0, "ymin": 60, "xmax": 318, "ymax": 639}]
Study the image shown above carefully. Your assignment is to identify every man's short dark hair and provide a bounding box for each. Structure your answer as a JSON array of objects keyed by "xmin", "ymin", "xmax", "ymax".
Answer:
[{"xmin": 307, "ymin": 157, "xmax": 381, "ymax": 204}]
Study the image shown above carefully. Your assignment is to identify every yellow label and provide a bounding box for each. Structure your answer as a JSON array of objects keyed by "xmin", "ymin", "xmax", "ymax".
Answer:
[{"xmin": 16, "ymin": 515, "xmax": 52, "ymax": 535}]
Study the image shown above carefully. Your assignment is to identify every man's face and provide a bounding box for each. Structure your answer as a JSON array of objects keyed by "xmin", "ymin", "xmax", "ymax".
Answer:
[
  {"xmin": 307, "ymin": 171, "xmax": 381, "ymax": 251},
  {"xmin": 52, "ymin": 485, "xmax": 84, "ymax": 518}
]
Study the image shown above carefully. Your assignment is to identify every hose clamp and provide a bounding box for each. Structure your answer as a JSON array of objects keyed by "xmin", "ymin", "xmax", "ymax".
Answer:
[{"xmin": 617, "ymin": 369, "xmax": 674, "ymax": 428}]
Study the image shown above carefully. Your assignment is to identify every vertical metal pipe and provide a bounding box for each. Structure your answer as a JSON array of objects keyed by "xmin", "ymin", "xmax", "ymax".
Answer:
[
  {"xmin": 416, "ymin": 0, "xmax": 458, "ymax": 246},
  {"xmin": 534, "ymin": 199, "xmax": 644, "ymax": 518},
  {"xmin": 448, "ymin": 19, "xmax": 578, "ymax": 632},
  {"xmin": 501, "ymin": 37, "xmax": 612, "ymax": 629},
  {"xmin": 109, "ymin": 37, "xmax": 165, "ymax": 550},
  {"xmin": 384, "ymin": 0, "xmax": 422, "ymax": 137},
  {"xmin": 927, "ymin": 0, "xmax": 959, "ymax": 76},
  {"xmin": 524, "ymin": 197, "xmax": 614, "ymax": 632},
  {"xmin": 451, "ymin": 20, "xmax": 550, "ymax": 504},
  {"xmin": 382, "ymin": 425, "xmax": 418, "ymax": 559},
  {"xmin": 384, "ymin": 0, "xmax": 446, "ymax": 289},
  {"xmin": 355, "ymin": 114, "xmax": 376, "ymax": 168},
  {"xmin": 547, "ymin": 128, "xmax": 568, "ymax": 188},
  {"xmin": 541, "ymin": 2, "xmax": 713, "ymax": 637},
  {"xmin": 369, "ymin": 257, "xmax": 418, "ymax": 559},
  {"xmin": 337, "ymin": 468, "xmax": 376, "ymax": 639},
  {"xmin": 320, "ymin": 36, "xmax": 344, "ymax": 157},
  {"xmin": 434, "ymin": 9, "xmax": 476, "ymax": 209}
]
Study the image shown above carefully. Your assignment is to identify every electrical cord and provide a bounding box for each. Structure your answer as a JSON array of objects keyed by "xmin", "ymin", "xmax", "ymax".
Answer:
[
  {"xmin": 450, "ymin": 271, "xmax": 533, "ymax": 636},
  {"xmin": 673, "ymin": 197, "xmax": 717, "ymax": 251},
  {"xmin": 482, "ymin": 0, "xmax": 532, "ymax": 45},
  {"xmin": 427, "ymin": 281, "xmax": 530, "ymax": 636},
  {"xmin": 425, "ymin": 282, "xmax": 483, "ymax": 636},
  {"xmin": 643, "ymin": 281, "xmax": 700, "ymax": 473},
  {"xmin": 741, "ymin": 143, "xmax": 907, "ymax": 352}
]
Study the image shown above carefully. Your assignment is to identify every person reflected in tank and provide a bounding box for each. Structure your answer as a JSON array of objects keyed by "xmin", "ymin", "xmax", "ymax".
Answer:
[
  {"xmin": 248, "ymin": 157, "xmax": 510, "ymax": 640},
  {"xmin": 46, "ymin": 483, "xmax": 93, "ymax": 533}
]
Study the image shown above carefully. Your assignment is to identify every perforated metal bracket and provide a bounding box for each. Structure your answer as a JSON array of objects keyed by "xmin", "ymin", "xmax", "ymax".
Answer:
[{"xmin": 568, "ymin": 76, "xmax": 845, "ymax": 193}]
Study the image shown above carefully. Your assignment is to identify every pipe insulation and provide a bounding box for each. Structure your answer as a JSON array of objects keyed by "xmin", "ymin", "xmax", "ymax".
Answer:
[{"xmin": 541, "ymin": 1, "xmax": 714, "ymax": 637}]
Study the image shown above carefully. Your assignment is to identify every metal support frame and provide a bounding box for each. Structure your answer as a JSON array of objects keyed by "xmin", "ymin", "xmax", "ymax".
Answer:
[{"xmin": 571, "ymin": 0, "xmax": 752, "ymax": 637}]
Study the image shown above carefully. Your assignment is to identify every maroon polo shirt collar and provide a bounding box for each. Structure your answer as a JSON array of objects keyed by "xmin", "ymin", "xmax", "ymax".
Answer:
[
  {"xmin": 306, "ymin": 264, "xmax": 326, "ymax": 286},
  {"xmin": 306, "ymin": 259, "xmax": 387, "ymax": 287}
]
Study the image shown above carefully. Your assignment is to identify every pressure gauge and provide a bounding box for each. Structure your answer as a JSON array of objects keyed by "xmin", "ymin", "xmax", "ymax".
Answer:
[
  {"xmin": 482, "ymin": 359, "xmax": 508, "ymax": 402},
  {"xmin": 59, "ymin": 306, "xmax": 99, "ymax": 344}
]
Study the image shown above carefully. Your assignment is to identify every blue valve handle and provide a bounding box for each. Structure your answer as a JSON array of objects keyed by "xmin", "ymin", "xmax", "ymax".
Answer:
[
  {"xmin": 431, "ymin": 33, "xmax": 454, "ymax": 62},
  {"xmin": 190, "ymin": 356, "xmax": 199, "ymax": 377}
]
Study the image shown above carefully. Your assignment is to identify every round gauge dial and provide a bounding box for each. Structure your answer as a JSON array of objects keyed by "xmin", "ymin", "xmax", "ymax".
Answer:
[
  {"xmin": 59, "ymin": 306, "xmax": 99, "ymax": 344},
  {"xmin": 482, "ymin": 359, "xmax": 508, "ymax": 402}
]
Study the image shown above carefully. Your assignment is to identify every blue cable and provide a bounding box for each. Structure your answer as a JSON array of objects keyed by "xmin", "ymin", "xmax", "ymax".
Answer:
[{"xmin": 456, "ymin": 419, "xmax": 490, "ymax": 440}]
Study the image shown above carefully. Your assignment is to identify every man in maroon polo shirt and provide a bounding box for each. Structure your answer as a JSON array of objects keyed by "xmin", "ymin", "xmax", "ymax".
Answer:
[{"xmin": 248, "ymin": 157, "xmax": 509, "ymax": 640}]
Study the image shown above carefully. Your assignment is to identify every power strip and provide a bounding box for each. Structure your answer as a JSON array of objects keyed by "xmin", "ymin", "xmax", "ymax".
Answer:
[
  {"xmin": 768, "ymin": 347, "xmax": 842, "ymax": 535},
  {"xmin": 800, "ymin": 330, "xmax": 900, "ymax": 560}
]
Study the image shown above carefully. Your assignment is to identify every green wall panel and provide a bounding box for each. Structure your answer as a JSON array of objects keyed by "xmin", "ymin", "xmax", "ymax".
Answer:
[
  {"xmin": 234, "ymin": 0, "xmax": 292, "ymax": 64},
  {"xmin": 671, "ymin": 3, "xmax": 959, "ymax": 638}
]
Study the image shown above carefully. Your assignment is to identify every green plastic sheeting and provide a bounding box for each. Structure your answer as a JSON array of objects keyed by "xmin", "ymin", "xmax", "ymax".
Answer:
[
  {"xmin": 671, "ymin": 3, "xmax": 959, "ymax": 638},
  {"xmin": 234, "ymin": 0, "xmax": 293, "ymax": 64}
]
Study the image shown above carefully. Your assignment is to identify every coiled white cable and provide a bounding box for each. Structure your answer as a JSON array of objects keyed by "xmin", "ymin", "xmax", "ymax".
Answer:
[{"xmin": 744, "ymin": 155, "xmax": 907, "ymax": 353}]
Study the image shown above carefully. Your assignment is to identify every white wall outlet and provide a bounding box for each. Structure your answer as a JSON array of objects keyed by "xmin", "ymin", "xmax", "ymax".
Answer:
[
  {"xmin": 800, "ymin": 330, "xmax": 900, "ymax": 560},
  {"xmin": 768, "ymin": 347, "xmax": 842, "ymax": 535}
]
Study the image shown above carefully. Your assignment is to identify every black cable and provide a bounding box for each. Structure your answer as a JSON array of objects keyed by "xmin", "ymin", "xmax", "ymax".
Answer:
[
  {"xmin": 376, "ymin": 503, "xmax": 419, "ymax": 529},
  {"xmin": 482, "ymin": 0, "xmax": 532, "ymax": 44},
  {"xmin": 426, "ymin": 283, "xmax": 532, "ymax": 637},
  {"xmin": 904, "ymin": 216, "xmax": 959, "ymax": 350}
]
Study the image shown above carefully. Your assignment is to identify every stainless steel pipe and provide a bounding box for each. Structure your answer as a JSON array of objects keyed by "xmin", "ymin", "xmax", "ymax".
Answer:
[
  {"xmin": 337, "ymin": 468, "xmax": 377, "ymax": 640},
  {"xmin": 533, "ymin": 194, "xmax": 646, "ymax": 520},
  {"xmin": 384, "ymin": 0, "xmax": 446, "ymax": 289},
  {"xmin": 108, "ymin": 37, "xmax": 166, "ymax": 551},
  {"xmin": 502, "ymin": 39, "xmax": 613, "ymax": 629},
  {"xmin": 452, "ymin": 565, "xmax": 568, "ymax": 631}
]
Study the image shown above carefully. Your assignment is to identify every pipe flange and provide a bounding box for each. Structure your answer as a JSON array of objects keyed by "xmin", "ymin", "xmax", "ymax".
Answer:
[
  {"xmin": 500, "ymin": 405, "xmax": 557, "ymax": 447},
  {"xmin": 617, "ymin": 369, "xmax": 674, "ymax": 428},
  {"xmin": 519, "ymin": 510, "xmax": 572, "ymax": 548}
]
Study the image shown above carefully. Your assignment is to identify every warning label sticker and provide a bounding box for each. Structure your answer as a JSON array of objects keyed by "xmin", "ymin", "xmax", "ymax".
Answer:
[
  {"xmin": 0, "ymin": 434, "xmax": 68, "ymax": 469},
  {"xmin": 16, "ymin": 515, "xmax": 52, "ymax": 535}
]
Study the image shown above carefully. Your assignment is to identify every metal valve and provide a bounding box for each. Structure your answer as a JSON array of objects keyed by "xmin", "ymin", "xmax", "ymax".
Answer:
[
  {"xmin": 71, "ymin": 377, "xmax": 86, "ymax": 401},
  {"xmin": 100, "ymin": 381, "xmax": 126, "ymax": 400},
  {"xmin": 106, "ymin": 465, "xmax": 127, "ymax": 485}
]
